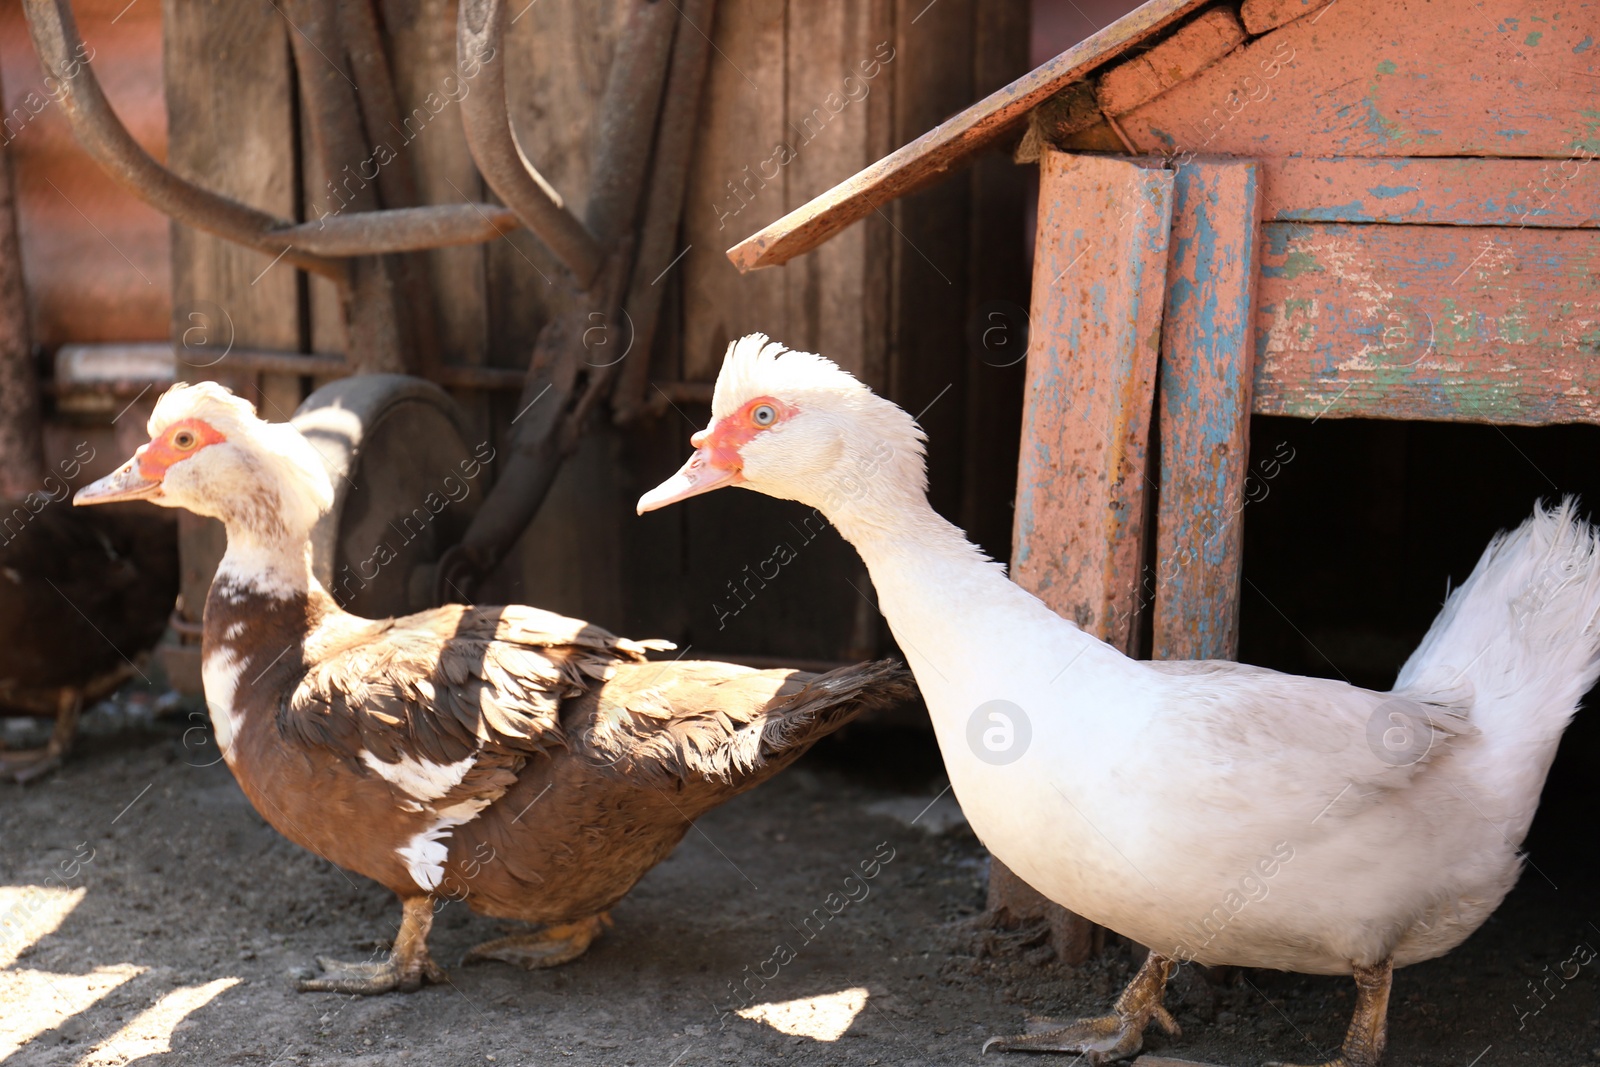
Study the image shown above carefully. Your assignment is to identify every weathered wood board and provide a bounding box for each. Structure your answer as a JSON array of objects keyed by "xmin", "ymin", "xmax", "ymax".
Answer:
[
  {"xmin": 162, "ymin": 0, "xmax": 304, "ymax": 643},
  {"xmin": 781, "ymin": 0, "xmax": 894, "ymax": 388},
  {"xmin": 679, "ymin": 0, "xmax": 790, "ymax": 383},
  {"xmin": 1013, "ymin": 150, "xmax": 1174, "ymax": 653},
  {"xmin": 1009, "ymin": 150, "xmax": 1173, "ymax": 960},
  {"xmin": 1120, "ymin": 0, "xmax": 1600, "ymax": 160},
  {"xmin": 1253, "ymin": 222, "xmax": 1600, "ymax": 424},
  {"xmin": 1154, "ymin": 160, "xmax": 1260, "ymax": 661},
  {"xmin": 1096, "ymin": 7, "xmax": 1244, "ymax": 117},
  {"xmin": 1240, "ymin": 0, "xmax": 1334, "ymax": 33},
  {"xmin": 1257, "ymin": 156, "xmax": 1599, "ymax": 229},
  {"xmin": 724, "ymin": 0, "xmax": 1209, "ymax": 270}
]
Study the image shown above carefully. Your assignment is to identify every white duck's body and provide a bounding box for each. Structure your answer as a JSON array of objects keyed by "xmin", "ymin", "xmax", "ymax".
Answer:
[
  {"xmin": 859, "ymin": 506, "xmax": 1594, "ymax": 975},
  {"xmin": 641, "ymin": 333, "xmax": 1600, "ymax": 1064}
]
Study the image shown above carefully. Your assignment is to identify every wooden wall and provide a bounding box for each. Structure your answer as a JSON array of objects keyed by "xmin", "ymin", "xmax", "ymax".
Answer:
[
  {"xmin": 0, "ymin": 0, "xmax": 169, "ymax": 348},
  {"xmin": 156, "ymin": 0, "xmax": 1031, "ymax": 663}
]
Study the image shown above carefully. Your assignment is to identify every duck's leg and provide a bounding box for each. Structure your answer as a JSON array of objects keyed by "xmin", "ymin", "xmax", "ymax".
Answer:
[
  {"xmin": 983, "ymin": 949, "xmax": 1179, "ymax": 1060},
  {"xmin": 1269, "ymin": 958, "xmax": 1391, "ymax": 1067},
  {"xmin": 299, "ymin": 897, "xmax": 446, "ymax": 994},
  {"xmin": 463, "ymin": 913, "xmax": 610, "ymax": 969},
  {"xmin": 0, "ymin": 689, "xmax": 82, "ymax": 784}
]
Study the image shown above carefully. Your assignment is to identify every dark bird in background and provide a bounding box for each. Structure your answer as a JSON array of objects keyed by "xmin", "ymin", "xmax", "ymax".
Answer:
[{"xmin": 0, "ymin": 501, "xmax": 178, "ymax": 781}]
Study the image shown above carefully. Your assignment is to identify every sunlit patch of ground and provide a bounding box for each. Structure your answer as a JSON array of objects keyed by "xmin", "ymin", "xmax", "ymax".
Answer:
[
  {"xmin": 0, "ymin": 878, "xmax": 239, "ymax": 1064},
  {"xmin": 737, "ymin": 986, "xmax": 870, "ymax": 1040}
]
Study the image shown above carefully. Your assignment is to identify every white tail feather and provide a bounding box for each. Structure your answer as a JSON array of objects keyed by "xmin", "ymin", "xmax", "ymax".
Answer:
[{"xmin": 1394, "ymin": 498, "xmax": 1600, "ymax": 837}]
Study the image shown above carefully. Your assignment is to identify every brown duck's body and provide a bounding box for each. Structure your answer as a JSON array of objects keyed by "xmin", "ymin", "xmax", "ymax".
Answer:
[
  {"xmin": 75, "ymin": 379, "xmax": 914, "ymax": 992},
  {"xmin": 202, "ymin": 575, "xmax": 912, "ymax": 983}
]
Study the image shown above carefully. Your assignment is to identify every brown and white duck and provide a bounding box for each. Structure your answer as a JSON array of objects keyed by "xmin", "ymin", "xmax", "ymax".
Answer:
[{"xmin": 75, "ymin": 380, "xmax": 913, "ymax": 995}]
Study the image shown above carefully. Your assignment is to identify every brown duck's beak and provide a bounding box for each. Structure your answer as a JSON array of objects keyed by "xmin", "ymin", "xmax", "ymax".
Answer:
[
  {"xmin": 75, "ymin": 456, "xmax": 160, "ymax": 506},
  {"xmin": 636, "ymin": 446, "xmax": 743, "ymax": 514}
]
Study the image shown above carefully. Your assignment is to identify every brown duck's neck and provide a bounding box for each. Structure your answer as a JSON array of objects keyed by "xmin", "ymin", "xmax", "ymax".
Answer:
[{"xmin": 201, "ymin": 515, "xmax": 345, "ymax": 659}]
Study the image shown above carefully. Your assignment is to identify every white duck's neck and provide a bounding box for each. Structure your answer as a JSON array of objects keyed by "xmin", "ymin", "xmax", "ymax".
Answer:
[{"xmin": 826, "ymin": 481, "xmax": 1104, "ymax": 716}]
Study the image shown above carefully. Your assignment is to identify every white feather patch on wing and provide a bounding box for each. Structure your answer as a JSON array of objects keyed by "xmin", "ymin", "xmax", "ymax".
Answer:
[
  {"xmin": 397, "ymin": 798, "xmax": 493, "ymax": 892},
  {"xmin": 359, "ymin": 750, "xmax": 476, "ymax": 803}
]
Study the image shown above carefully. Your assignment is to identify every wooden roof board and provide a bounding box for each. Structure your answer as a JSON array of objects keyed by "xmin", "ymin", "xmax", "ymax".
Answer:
[{"xmin": 724, "ymin": 0, "xmax": 1211, "ymax": 272}]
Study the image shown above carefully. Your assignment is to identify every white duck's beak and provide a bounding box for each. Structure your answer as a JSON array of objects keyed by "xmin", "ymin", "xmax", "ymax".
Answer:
[
  {"xmin": 75, "ymin": 454, "xmax": 161, "ymax": 506},
  {"xmin": 636, "ymin": 444, "xmax": 743, "ymax": 514}
]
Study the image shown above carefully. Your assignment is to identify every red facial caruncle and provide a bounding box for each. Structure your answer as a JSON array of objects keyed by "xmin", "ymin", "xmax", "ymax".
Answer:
[
  {"xmin": 691, "ymin": 396, "xmax": 793, "ymax": 472},
  {"xmin": 636, "ymin": 396, "xmax": 793, "ymax": 514},
  {"xmin": 137, "ymin": 418, "xmax": 227, "ymax": 481}
]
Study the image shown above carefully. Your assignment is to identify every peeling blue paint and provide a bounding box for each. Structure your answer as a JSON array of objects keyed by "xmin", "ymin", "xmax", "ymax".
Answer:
[
  {"xmin": 1283, "ymin": 201, "xmax": 1367, "ymax": 221},
  {"xmin": 1575, "ymin": 35, "xmax": 1594, "ymax": 53},
  {"xmin": 1369, "ymin": 185, "xmax": 1417, "ymax": 199}
]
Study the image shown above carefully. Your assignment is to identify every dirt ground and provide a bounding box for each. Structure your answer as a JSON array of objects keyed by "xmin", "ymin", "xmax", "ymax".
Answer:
[{"xmin": 3, "ymin": 694, "xmax": 1599, "ymax": 1067}]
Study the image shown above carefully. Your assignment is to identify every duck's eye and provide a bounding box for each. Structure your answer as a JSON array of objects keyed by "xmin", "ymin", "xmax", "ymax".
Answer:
[
  {"xmin": 172, "ymin": 429, "xmax": 198, "ymax": 451},
  {"xmin": 751, "ymin": 403, "xmax": 777, "ymax": 427}
]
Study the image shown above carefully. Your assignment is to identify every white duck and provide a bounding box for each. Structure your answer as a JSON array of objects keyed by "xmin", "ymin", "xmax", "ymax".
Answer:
[{"xmin": 638, "ymin": 333, "xmax": 1600, "ymax": 1067}]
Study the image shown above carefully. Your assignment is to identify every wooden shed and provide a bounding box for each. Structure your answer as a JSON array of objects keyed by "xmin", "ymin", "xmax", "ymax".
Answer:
[
  {"xmin": 729, "ymin": 0, "xmax": 1600, "ymax": 958},
  {"xmin": 10, "ymin": 0, "xmax": 1035, "ymax": 687}
]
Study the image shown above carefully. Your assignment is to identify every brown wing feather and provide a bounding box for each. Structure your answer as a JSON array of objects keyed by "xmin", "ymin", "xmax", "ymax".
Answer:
[
  {"xmin": 577, "ymin": 658, "xmax": 916, "ymax": 786},
  {"xmin": 280, "ymin": 603, "xmax": 667, "ymax": 769}
]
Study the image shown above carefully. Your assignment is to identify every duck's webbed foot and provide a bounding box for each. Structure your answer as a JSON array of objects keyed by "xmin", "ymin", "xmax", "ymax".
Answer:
[
  {"xmin": 983, "ymin": 950, "xmax": 1178, "ymax": 1062},
  {"xmin": 463, "ymin": 913, "xmax": 610, "ymax": 970},
  {"xmin": 298, "ymin": 897, "xmax": 445, "ymax": 995},
  {"xmin": 0, "ymin": 692, "xmax": 81, "ymax": 784},
  {"xmin": 1268, "ymin": 958, "xmax": 1391, "ymax": 1067}
]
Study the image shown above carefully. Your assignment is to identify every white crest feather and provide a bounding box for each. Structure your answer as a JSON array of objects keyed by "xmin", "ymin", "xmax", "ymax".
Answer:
[
  {"xmin": 147, "ymin": 380, "xmax": 335, "ymax": 528},
  {"xmin": 712, "ymin": 333, "xmax": 872, "ymax": 420}
]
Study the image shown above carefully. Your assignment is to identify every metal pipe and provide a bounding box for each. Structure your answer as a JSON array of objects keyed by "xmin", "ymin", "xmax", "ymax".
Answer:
[
  {"xmin": 613, "ymin": 0, "xmax": 716, "ymax": 423},
  {"xmin": 583, "ymin": 0, "xmax": 679, "ymax": 245},
  {"xmin": 281, "ymin": 0, "xmax": 409, "ymax": 374},
  {"xmin": 336, "ymin": 0, "xmax": 445, "ymax": 376},
  {"xmin": 456, "ymin": 0, "xmax": 605, "ymax": 286},
  {"xmin": 268, "ymin": 204, "xmax": 521, "ymax": 255}
]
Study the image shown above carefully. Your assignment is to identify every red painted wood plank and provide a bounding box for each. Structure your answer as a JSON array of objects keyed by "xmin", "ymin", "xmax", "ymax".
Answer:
[
  {"xmin": 1253, "ymin": 223, "xmax": 1600, "ymax": 425},
  {"xmin": 1095, "ymin": 8, "xmax": 1245, "ymax": 118},
  {"xmin": 724, "ymin": 0, "xmax": 1208, "ymax": 271},
  {"xmin": 1013, "ymin": 151, "xmax": 1174, "ymax": 653},
  {"xmin": 1121, "ymin": 0, "xmax": 1600, "ymax": 160},
  {"xmin": 1258, "ymin": 156, "xmax": 1599, "ymax": 229},
  {"xmin": 1154, "ymin": 161, "xmax": 1261, "ymax": 661},
  {"xmin": 1240, "ymin": 0, "xmax": 1334, "ymax": 34}
]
